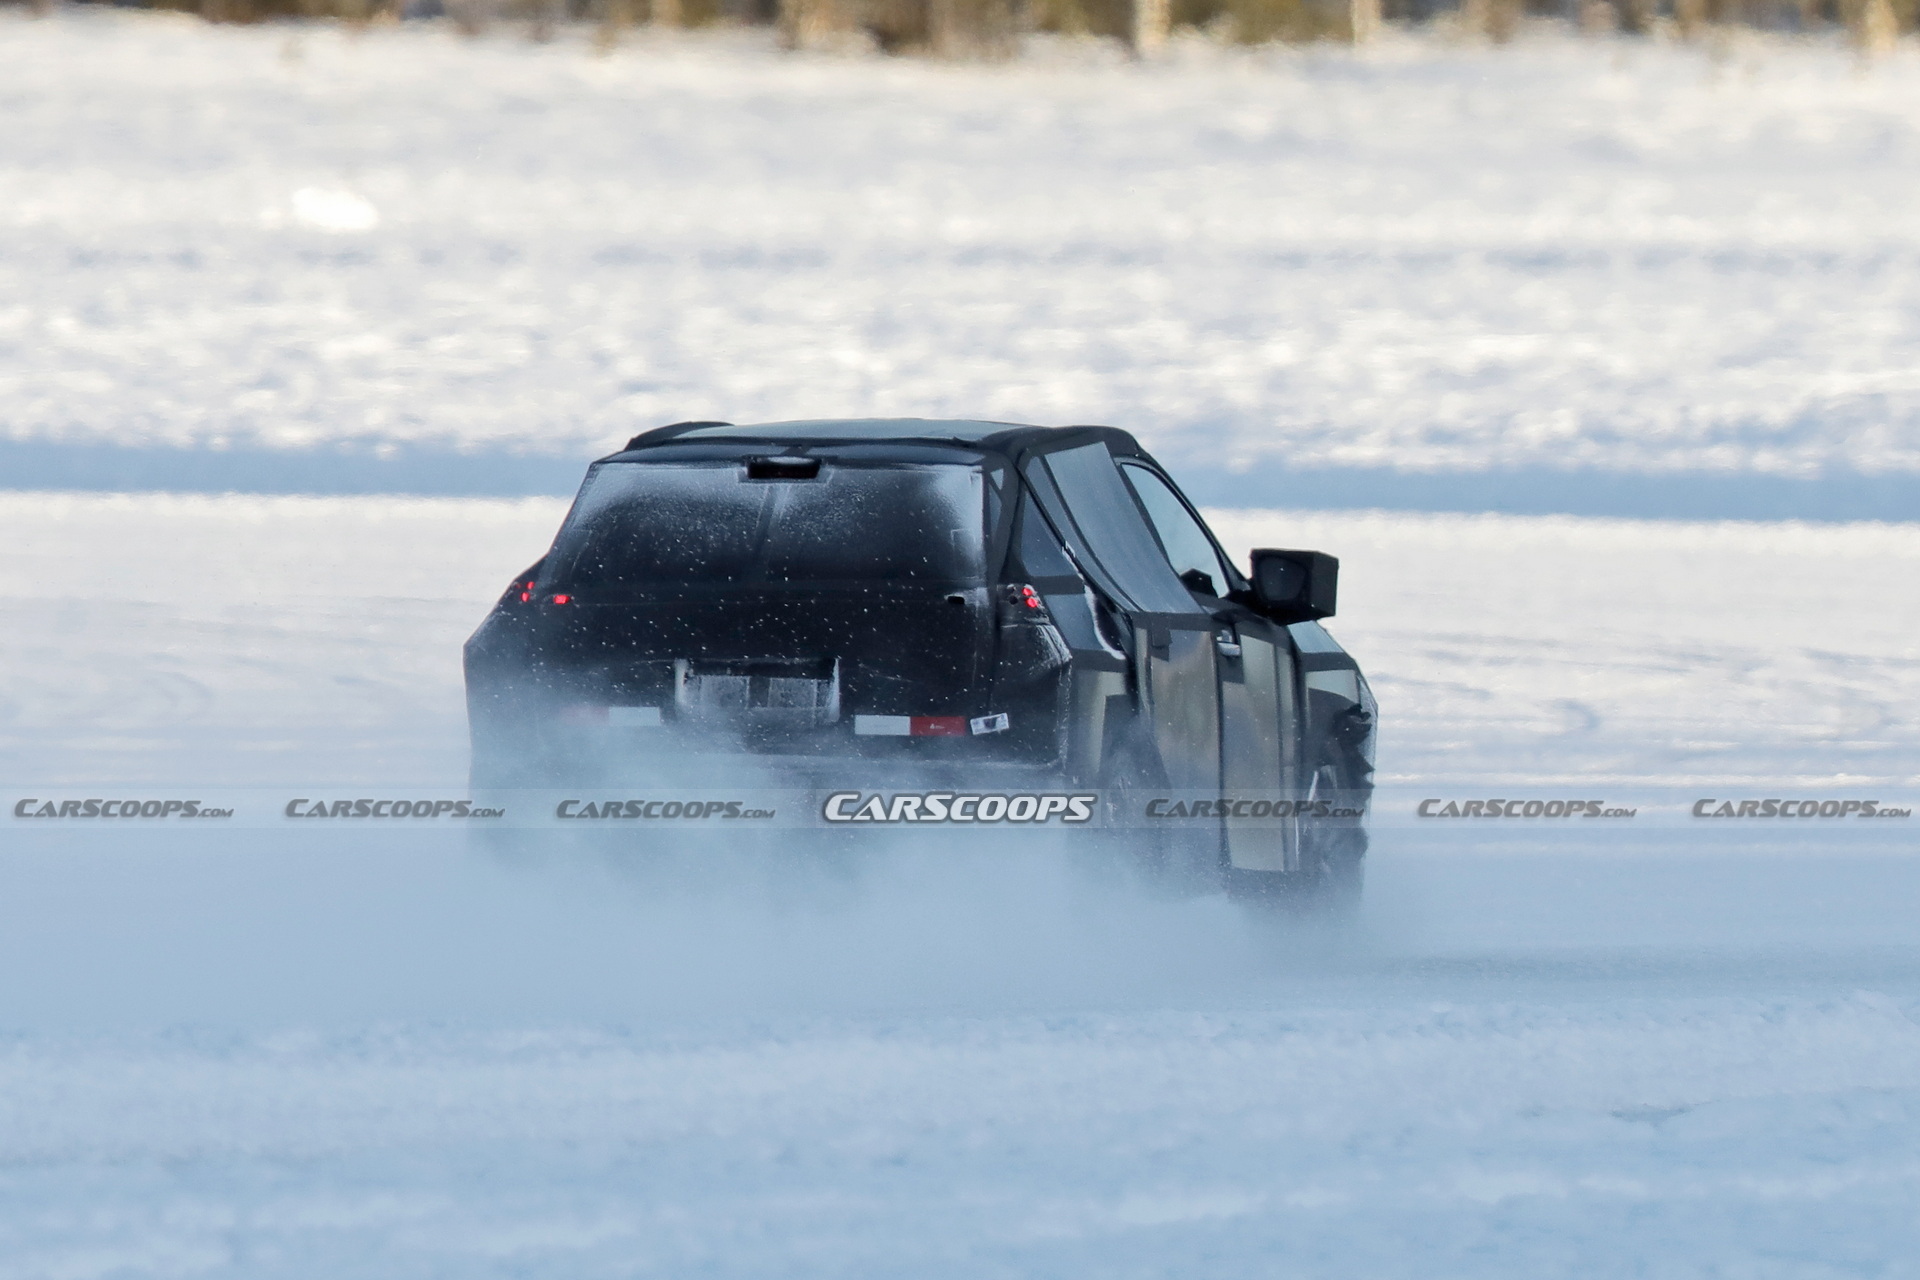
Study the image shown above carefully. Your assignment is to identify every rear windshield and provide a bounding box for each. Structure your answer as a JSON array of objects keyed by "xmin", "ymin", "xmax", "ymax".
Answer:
[{"xmin": 553, "ymin": 461, "xmax": 986, "ymax": 588}]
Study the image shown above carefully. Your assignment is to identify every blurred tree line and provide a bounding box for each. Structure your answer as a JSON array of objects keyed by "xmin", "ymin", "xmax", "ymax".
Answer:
[{"xmin": 10, "ymin": 0, "xmax": 1916, "ymax": 54}]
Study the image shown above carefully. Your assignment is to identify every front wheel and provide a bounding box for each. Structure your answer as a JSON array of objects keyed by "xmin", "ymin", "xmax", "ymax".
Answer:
[{"xmin": 1224, "ymin": 773, "xmax": 1369, "ymax": 915}]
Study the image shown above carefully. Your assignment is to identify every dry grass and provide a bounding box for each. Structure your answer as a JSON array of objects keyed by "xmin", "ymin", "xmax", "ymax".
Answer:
[
  {"xmin": 21, "ymin": 0, "xmax": 1920, "ymax": 48},
  {"xmin": 99, "ymin": 0, "xmax": 730, "ymax": 27},
  {"xmin": 1035, "ymin": 0, "xmax": 1365, "ymax": 44}
]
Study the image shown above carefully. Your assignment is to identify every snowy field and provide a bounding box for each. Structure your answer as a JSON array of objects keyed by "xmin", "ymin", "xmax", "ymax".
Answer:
[
  {"xmin": 5, "ymin": 492, "xmax": 1920, "ymax": 1275},
  {"xmin": 6, "ymin": 491, "xmax": 1916, "ymax": 787},
  {"xmin": 5, "ymin": 9, "xmax": 1920, "ymax": 514}
]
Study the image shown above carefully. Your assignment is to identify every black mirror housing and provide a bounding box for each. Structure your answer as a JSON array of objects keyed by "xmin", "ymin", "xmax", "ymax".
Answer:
[{"xmin": 1249, "ymin": 549, "xmax": 1338, "ymax": 623}]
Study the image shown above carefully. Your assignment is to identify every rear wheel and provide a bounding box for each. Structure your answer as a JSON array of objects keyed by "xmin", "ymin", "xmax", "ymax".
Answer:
[{"xmin": 1097, "ymin": 724, "xmax": 1222, "ymax": 898}]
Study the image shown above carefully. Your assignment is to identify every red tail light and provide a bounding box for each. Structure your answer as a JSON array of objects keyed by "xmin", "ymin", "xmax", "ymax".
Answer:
[
  {"xmin": 999, "ymin": 583, "xmax": 1052, "ymax": 623},
  {"xmin": 551, "ymin": 594, "xmax": 571, "ymax": 605}
]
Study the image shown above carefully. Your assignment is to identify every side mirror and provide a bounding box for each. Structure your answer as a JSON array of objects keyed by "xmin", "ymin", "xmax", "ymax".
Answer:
[{"xmin": 1249, "ymin": 549, "xmax": 1338, "ymax": 624}]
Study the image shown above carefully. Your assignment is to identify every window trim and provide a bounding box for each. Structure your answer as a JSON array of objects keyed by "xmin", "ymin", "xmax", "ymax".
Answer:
[{"xmin": 1022, "ymin": 442, "xmax": 1203, "ymax": 617}]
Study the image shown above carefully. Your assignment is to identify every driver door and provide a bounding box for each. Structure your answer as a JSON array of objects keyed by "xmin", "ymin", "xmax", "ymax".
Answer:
[
  {"xmin": 1117, "ymin": 462, "xmax": 1299, "ymax": 873},
  {"xmin": 1024, "ymin": 444, "xmax": 1221, "ymax": 798}
]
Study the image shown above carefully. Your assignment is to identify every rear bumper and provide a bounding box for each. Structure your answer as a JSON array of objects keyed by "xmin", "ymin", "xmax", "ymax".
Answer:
[{"xmin": 468, "ymin": 712, "xmax": 1066, "ymax": 789}]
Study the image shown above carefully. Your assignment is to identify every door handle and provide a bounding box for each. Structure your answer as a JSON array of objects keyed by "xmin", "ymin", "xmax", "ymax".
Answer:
[{"xmin": 1214, "ymin": 635, "xmax": 1242, "ymax": 659}]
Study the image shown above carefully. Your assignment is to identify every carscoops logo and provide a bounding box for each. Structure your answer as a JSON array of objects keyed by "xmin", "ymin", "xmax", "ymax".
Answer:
[
  {"xmin": 13, "ymin": 798, "xmax": 233, "ymax": 820},
  {"xmin": 555, "ymin": 799, "xmax": 775, "ymax": 820},
  {"xmin": 822, "ymin": 792, "xmax": 1096, "ymax": 823},
  {"xmin": 1417, "ymin": 799, "xmax": 1636, "ymax": 819},
  {"xmin": 1147, "ymin": 798, "xmax": 1364, "ymax": 819},
  {"xmin": 1692, "ymin": 798, "xmax": 1911, "ymax": 819},
  {"xmin": 283, "ymin": 799, "xmax": 505, "ymax": 819}
]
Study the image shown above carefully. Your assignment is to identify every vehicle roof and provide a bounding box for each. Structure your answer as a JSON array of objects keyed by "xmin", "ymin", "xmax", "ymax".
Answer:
[{"xmin": 609, "ymin": 418, "xmax": 1147, "ymax": 462}]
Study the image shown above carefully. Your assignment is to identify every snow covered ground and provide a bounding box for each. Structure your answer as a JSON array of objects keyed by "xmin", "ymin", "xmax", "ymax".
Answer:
[
  {"xmin": 5, "ymin": 932, "xmax": 1920, "ymax": 1279},
  {"xmin": 7, "ymin": 491, "xmax": 1915, "ymax": 787},
  {"xmin": 4, "ymin": 493, "xmax": 1918, "ymax": 1274},
  {"xmin": 6, "ymin": 9, "xmax": 1920, "ymax": 512}
]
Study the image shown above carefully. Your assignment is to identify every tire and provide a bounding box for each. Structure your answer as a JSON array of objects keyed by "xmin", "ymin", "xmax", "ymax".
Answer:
[
  {"xmin": 1224, "ymin": 768, "xmax": 1369, "ymax": 915},
  {"xmin": 1223, "ymin": 829, "xmax": 1364, "ymax": 914},
  {"xmin": 1303, "ymin": 818, "xmax": 1368, "ymax": 914},
  {"xmin": 1097, "ymin": 724, "xmax": 1222, "ymax": 898}
]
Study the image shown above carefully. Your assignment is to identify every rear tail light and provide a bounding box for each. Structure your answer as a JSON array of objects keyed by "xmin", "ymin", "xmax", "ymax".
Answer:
[
  {"xmin": 999, "ymin": 583, "xmax": 1052, "ymax": 623},
  {"xmin": 505, "ymin": 579, "xmax": 566, "ymax": 606}
]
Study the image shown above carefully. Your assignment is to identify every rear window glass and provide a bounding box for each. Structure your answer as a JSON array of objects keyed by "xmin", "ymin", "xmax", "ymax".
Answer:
[{"xmin": 554, "ymin": 462, "xmax": 986, "ymax": 588}]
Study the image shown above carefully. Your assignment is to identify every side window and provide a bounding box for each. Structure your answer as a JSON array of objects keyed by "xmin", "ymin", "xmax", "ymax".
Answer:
[
  {"xmin": 1015, "ymin": 493, "xmax": 1078, "ymax": 580},
  {"xmin": 1119, "ymin": 464, "xmax": 1232, "ymax": 597},
  {"xmin": 1014, "ymin": 491, "xmax": 1110, "ymax": 653},
  {"xmin": 1035, "ymin": 443, "xmax": 1198, "ymax": 615}
]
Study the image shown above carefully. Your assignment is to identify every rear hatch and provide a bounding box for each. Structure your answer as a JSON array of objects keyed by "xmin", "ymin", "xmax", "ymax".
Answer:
[{"xmin": 534, "ymin": 455, "xmax": 992, "ymax": 753}]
